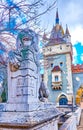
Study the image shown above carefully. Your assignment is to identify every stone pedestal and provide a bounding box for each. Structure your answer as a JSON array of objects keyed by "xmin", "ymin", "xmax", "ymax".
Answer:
[
  {"xmin": 7, "ymin": 52, "xmax": 40, "ymax": 111},
  {"xmin": 7, "ymin": 29, "xmax": 41, "ymax": 111},
  {"xmin": 0, "ymin": 29, "xmax": 62, "ymax": 129}
]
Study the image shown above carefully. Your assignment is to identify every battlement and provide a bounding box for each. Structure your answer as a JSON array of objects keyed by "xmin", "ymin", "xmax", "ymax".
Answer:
[{"xmin": 72, "ymin": 64, "xmax": 83, "ymax": 73}]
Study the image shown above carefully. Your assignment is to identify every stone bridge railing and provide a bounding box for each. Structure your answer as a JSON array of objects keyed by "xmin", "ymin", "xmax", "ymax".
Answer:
[
  {"xmin": 59, "ymin": 107, "xmax": 81, "ymax": 130},
  {"xmin": 59, "ymin": 115, "xmax": 77, "ymax": 130},
  {"xmin": 74, "ymin": 107, "xmax": 81, "ymax": 125}
]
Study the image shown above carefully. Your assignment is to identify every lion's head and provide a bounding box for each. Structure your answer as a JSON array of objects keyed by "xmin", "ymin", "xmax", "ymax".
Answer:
[{"xmin": 16, "ymin": 28, "xmax": 38, "ymax": 52}]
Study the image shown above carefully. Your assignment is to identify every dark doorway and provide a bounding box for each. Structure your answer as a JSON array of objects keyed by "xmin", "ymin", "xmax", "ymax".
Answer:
[{"xmin": 59, "ymin": 94, "xmax": 68, "ymax": 105}]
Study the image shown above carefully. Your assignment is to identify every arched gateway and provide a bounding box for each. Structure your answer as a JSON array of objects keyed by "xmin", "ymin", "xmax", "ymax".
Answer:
[{"xmin": 59, "ymin": 94, "xmax": 68, "ymax": 105}]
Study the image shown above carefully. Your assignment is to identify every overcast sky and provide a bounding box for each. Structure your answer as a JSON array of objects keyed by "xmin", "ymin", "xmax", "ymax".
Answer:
[
  {"xmin": 41, "ymin": 0, "xmax": 83, "ymax": 64},
  {"xmin": 0, "ymin": 0, "xmax": 83, "ymax": 64}
]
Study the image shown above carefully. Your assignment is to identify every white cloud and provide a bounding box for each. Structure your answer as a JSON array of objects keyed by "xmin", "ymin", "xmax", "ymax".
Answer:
[
  {"xmin": 81, "ymin": 54, "xmax": 83, "ymax": 61},
  {"xmin": 58, "ymin": 1, "xmax": 83, "ymax": 46},
  {"xmin": 73, "ymin": 47, "xmax": 77, "ymax": 56},
  {"xmin": 72, "ymin": 47, "xmax": 78, "ymax": 64},
  {"xmin": 71, "ymin": 26, "xmax": 83, "ymax": 45}
]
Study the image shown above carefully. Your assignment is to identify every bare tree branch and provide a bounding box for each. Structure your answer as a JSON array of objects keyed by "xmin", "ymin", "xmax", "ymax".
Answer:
[{"xmin": 0, "ymin": 0, "xmax": 56, "ymax": 33}]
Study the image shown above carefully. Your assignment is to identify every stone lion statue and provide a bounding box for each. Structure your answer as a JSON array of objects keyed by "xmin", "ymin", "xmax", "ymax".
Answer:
[{"xmin": 8, "ymin": 28, "xmax": 40, "ymax": 72}]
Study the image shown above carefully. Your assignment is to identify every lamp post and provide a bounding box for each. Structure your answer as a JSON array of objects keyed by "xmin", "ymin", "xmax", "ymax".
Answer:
[{"xmin": 72, "ymin": 95, "xmax": 74, "ymax": 112}]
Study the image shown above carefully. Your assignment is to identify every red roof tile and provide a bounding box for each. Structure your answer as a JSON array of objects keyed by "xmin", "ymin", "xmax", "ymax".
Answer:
[
  {"xmin": 72, "ymin": 64, "xmax": 83, "ymax": 73},
  {"xmin": 52, "ymin": 66, "xmax": 61, "ymax": 72}
]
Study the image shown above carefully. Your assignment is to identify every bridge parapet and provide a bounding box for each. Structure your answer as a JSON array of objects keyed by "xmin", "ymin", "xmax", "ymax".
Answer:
[{"xmin": 59, "ymin": 115, "xmax": 77, "ymax": 130}]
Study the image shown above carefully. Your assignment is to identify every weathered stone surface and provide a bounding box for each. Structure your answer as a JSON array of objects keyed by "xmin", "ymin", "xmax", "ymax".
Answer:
[{"xmin": 0, "ymin": 103, "xmax": 62, "ymax": 129}]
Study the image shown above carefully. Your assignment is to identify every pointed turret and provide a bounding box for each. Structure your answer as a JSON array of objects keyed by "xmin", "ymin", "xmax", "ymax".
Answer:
[
  {"xmin": 43, "ymin": 32, "xmax": 47, "ymax": 40},
  {"xmin": 65, "ymin": 24, "xmax": 70, "ymax": 35},
  {"xmin": 56, "ymin": 8, "xmax": 59, "ymax": 24},
  {"xmin": 63, "ymin": 24, "xmax": 71, "ymax": 44},
  {"xmin": 42, "ymin": 32, "xmax": 48, "ymax": 42}
]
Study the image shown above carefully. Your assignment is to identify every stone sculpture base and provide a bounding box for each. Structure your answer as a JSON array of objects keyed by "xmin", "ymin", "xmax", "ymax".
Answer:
[
  {"xmin": 0, "ymin": 102, "xmax": 63, "ymax": 130},
  {"xmin": 0, "ymin": 29, "xmax": 63, "ymax": 130},
  {"xmin": 6, "ymin": 102, "xmax": 41, "ymax": 112},
  {"xmin": 0, "ymin": 102, "xmax": 63, "ymax": 112}
]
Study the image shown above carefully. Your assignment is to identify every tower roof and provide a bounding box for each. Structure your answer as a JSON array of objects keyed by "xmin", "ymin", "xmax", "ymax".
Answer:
[
  {"xmin": 45, "ymin": 9, "xmax": 71, "ymax": 46},
  {"xmin": 65, "ymin": 24, "xmax": 70, "ymax": 35},
  {"xmin": 49, "ymin": 9, "xmax": 65, "ymax": 43},
  {"xmin": 48, "ymin": 24, "xmax": 65, "ymax": 45}
]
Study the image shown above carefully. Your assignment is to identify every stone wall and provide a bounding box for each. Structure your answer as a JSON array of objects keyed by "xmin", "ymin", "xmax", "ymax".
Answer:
[
  {"xmin": 74, "ymin": 107, "xmax": 81, "ymax": 125},
  {"xmin": 43, "ymin": 44, "xmax": 72, "ymax": 56},
  {"xmin": 44, "ymin": 53, "xmax": 73, "ymax": 104}
]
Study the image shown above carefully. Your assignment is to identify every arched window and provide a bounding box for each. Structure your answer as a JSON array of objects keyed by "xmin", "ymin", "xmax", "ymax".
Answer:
[{"xmin": 55, "ymin": 76, "xmax": 58, "ymax": 82}]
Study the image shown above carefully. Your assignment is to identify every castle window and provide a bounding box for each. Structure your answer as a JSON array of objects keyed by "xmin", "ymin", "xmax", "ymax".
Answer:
[
  {"xmin": 60, "ymin": 62, "xmax": 63, "ymax": 67},
  {"xmin": 50, "ymin": 48, "xmax": 52, "ymax": 51},
  {"xmin": 43, "ymin": 49, "xmax": 45, "ymax": 52},
  {"xmin": 60, "ymin": 45, "xmax": 62, "ymax": 49},
  {"xmin": 51, "ymin": 63, "xmax": 53, "ymax": 67},
  {"xmin": 55, "ymin": 76, "xmax": 58, "ymax": 82}
]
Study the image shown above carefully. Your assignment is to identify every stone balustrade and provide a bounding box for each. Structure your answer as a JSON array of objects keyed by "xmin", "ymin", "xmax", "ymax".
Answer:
[
  {"xmin": 59, "ymin": 115, "xmax": 77, "ymax": 130},
  {"xmin": 74, "ymin": 107, "xmax": 81, "ymax": 125}
]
